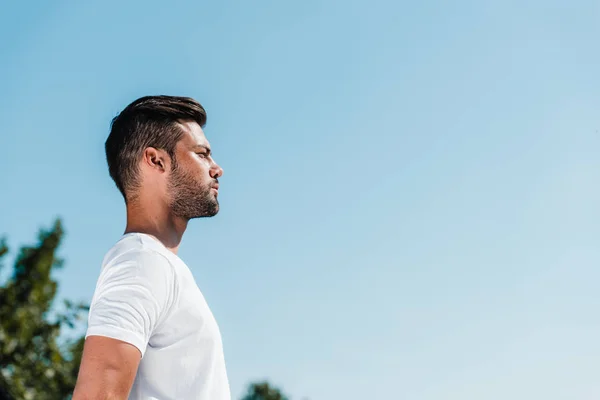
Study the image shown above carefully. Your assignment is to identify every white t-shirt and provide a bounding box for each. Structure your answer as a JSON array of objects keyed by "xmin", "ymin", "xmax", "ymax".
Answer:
[{"xmin": 86, "ymin": 232, "xmax": 231, "ymax": 400}]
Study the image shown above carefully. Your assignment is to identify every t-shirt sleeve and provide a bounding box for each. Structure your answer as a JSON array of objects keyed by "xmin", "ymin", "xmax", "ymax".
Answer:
[{"xmin": 85, "ymin": 250, "xmax": 176, "ymax": 357}]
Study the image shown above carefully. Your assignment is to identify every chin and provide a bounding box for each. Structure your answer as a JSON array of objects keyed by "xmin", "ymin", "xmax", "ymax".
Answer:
[
  {"xmin": 206, "ymin": 208, "xmax": 219, "ymax": 217},
  {"xmin": 194, "ymin": 203, "xmax": 219, "ymax": 219}
]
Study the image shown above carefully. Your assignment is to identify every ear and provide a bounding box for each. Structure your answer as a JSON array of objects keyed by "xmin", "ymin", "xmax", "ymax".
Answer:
[{"xmin": 142, "ymin": 147, "xmax": 168, "ymax": 172}]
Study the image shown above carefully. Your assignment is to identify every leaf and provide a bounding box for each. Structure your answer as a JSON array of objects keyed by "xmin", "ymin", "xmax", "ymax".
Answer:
[{"xmin": 0, "ymin": 220, "xmax": 88, "ymax": 399}]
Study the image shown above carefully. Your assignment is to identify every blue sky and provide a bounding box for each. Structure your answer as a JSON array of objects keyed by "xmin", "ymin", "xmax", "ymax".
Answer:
[{"xmin": 1, "ymin": 1, "xmax": 599, "ymax": 399}]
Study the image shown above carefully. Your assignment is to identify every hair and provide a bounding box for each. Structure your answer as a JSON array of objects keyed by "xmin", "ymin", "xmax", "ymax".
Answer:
[{"xmin": 105, "ymin": 95, "xmax": 207, "ymax": 201}]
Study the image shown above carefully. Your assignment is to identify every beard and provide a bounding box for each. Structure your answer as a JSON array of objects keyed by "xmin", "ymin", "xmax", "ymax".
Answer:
[{"xmin": 168, "ymin": 165, "xmax": 219, "ymax": 220}]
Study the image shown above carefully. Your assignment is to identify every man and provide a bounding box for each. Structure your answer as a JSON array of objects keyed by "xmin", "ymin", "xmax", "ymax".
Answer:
[{"xmin": 72, "ymin": 95, "xmax": 230, "ymax": 400}]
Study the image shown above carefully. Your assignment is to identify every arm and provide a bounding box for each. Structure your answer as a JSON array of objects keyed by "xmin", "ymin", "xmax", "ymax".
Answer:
[
  {"xmin": 72, "ymin": 336, "xmax": 140, "ymax": 400},
  {"xmin": 72, "ymin": 250, "xmax": 176, "ymax": 399}
]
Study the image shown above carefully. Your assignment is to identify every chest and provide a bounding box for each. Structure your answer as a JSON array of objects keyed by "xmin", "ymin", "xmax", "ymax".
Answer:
[{"xmin": 150, "ymin": 268, "xmax": 223, "ymax": 351}]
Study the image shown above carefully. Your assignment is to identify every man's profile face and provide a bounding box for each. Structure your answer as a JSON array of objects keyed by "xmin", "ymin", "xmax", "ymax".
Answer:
[{"xmin": 167, "ymin": 121, "xmax": 223, "ymax": 220}]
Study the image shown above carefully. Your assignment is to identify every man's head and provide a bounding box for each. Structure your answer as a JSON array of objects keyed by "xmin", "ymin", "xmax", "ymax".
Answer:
[{"xmin": 105, "ymin": 95, "xmax": 223, "ymax": 219}]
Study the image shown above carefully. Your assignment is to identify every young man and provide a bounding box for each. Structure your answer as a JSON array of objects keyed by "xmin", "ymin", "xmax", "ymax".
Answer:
[{"xmin": 72, "ymin": 96, "xmax": 230, "ymax": 400}]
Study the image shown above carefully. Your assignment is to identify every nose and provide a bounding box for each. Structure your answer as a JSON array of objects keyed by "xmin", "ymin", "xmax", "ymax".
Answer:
[{"xmin": 210, "ymin": 162, "xmax": 223, "ymax": 179}]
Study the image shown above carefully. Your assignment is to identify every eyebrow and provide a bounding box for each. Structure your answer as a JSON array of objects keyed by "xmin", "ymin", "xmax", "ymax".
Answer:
[{"xmin": 193, "ymin": 145, "xmax": 211, "ymax": 155}]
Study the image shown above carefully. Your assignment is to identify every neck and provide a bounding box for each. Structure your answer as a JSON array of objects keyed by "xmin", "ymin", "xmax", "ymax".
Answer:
[{"xmin": 124, "ymin": 197, "xmax": 187, "ymax": 254}]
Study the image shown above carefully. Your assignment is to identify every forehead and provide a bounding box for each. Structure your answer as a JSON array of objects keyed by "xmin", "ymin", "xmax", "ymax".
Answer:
[{"xmin": 177, "ymin": 120, "xmax": 209, "ymax": 147}]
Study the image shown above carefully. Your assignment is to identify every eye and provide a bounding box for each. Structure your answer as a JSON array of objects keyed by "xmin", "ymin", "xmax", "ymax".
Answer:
[{"xmin": 196, "ymin": 152, "xmax": 208, "ymax": 158}]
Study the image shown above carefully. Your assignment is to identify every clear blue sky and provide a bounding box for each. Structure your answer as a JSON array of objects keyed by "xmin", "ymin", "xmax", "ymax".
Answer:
[{"xmin": 1, "ymin": 1, "xmax": 599, "ymax": 399}]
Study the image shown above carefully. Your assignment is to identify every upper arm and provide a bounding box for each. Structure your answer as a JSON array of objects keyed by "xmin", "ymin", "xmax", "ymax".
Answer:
[
  {"xmin": 72, "ymin": 336, "xmax": 141, "ymax": 400},
  {"xmin": 73, "ymin": 250, "xmax": 176, "ymax": 399}
]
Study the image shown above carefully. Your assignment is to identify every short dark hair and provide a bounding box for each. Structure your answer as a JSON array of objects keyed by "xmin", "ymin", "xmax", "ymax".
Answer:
[{"xmin": 105, "ymin": 95, "xmax": 207, "ymax": 201}]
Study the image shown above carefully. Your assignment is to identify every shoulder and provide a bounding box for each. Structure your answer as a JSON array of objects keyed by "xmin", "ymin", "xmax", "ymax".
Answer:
[
  {"xmin": 101, "ymin": 234, "xmax": 176, "ymax": 279},
  {"xmin": 94, "ymin": 236, "xmax": 180, "ymax": 305},
  {"xmin": 99, "ymin": 248, "xmax": 173, "ymax": 285}
]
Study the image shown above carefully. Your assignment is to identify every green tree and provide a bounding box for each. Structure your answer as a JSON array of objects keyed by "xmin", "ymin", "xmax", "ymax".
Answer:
[
  {"xmin": 0, "ymin": 219, "xmax": 87, "ymax": 400},
  {"xmin": 241, "ymin": 381, "xmax": 290, "ymax": 400}
]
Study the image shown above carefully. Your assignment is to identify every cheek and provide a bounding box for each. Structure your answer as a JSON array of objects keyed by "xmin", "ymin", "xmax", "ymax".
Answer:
[
  {"xmin": 181, "ymin": 157, "xmax": 207, "ymax": 178},
  {"xmin": 193, "ymin": 161, "xmax": 213, "ymax": 181},
  {"xmin": 187, "ymin": 163, "xmax": 211, "ymax": 185}
]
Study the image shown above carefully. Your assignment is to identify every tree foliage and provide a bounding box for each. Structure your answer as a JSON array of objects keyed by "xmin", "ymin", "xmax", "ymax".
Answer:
[
  {"xmin": 241, "ymin": 381, "xmax": 290, "ymax": 400},
  {"xmin": 0, "ymin": 219, "xmax": 87, "ymax": 400}
]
